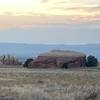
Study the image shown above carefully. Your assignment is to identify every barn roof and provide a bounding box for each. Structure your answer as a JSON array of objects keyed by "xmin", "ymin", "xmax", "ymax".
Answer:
[{"xmin": 40, "ymin": 50, "xmax": 86, "ymax": 57}]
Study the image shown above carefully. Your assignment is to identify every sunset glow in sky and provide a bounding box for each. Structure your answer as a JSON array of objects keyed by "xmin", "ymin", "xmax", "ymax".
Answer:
[
  {"xmin": 0, "ymin": 0, "xmax": 100, "ymax": 44},
  {"xmin": 0, "ymin": 0, "xmax": 100, "ymax": 27}
]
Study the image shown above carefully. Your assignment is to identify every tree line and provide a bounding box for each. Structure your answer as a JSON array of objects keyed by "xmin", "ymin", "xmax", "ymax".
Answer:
[{"xmin": 0, "ymin": 55, "xmax": 21, "ymax": 65}]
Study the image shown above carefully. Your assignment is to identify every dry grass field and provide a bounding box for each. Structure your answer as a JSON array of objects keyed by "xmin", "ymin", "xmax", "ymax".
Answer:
[{"xmin": 0, "ymin": 65, "xmax": 100, "ymax": 100}]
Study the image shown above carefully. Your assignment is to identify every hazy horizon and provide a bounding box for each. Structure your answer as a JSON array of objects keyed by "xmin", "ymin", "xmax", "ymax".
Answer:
[
  {"xmin": 0, "ymin": 43, "xmax": 100, "ymax": 61},
  {"xmin": 0, "ymin": 42, "xmax": 99, "ymax": 45}
]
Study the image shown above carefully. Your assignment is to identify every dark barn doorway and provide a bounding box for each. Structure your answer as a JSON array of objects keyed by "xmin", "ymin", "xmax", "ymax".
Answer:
[{"xmin": 61, "ymin": 63, "xmax": 68, "ymax": 69}]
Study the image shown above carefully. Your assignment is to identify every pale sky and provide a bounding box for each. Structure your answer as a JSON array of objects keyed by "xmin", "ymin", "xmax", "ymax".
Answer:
[{"xmin": 0, "ymin": 0, "xmax": 100, "ymax": 44}]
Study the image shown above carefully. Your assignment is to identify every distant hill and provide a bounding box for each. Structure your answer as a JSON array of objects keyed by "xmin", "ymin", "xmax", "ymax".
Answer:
[{"xmin": 0, "ymin": 43, "xmax": 99, "ymax": 62}]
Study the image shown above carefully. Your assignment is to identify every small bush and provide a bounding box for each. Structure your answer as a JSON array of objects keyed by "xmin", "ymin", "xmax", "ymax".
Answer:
[
  {"xmin": 23, "ymin": 58, "xmax": 33, "ymax": 68},
  {"xmin": 86, "ymin": 55, "xmax": 98, "ymax": 67}
]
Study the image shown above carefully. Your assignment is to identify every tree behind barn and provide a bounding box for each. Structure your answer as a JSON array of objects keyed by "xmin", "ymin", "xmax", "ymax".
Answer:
[{"xmin": 86, "ymin": 55, "xmax": 98, "ymax": 67}]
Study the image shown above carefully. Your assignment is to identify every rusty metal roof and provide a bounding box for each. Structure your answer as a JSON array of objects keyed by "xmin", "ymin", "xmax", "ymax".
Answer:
[{"xmin": 40, "ymin": 50, "xmax": 86, "ymax": 57}]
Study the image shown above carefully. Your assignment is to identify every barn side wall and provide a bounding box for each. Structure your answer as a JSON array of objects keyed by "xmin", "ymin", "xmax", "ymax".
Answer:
[{"xmin": 32, "ymin": 55, "xmax": 86, "ymax": 68}]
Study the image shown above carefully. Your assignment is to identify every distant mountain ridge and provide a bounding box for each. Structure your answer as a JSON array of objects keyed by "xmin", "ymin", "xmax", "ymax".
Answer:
[{"xmin": 0, "ymin": 43, "xmax": 99, "ymax": 62}]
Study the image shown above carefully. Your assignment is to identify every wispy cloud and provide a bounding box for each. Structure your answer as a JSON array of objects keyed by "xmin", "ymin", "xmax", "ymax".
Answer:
[
  {"xmin": 0, "ymin": 13, "xmax": 99, "ymax": 30},
  {"xmin": 0, "ymin": 24, "xmax": 13, "ymax": 30},
  {"xmin": 41, "ymin": 0, "xmax": 48, "ymax": 3},
  {"xmin": 0, "ymin": 0, "xmax": 99, "ymax": 30},
  {"xmin": 54, "ymin": 5, "xmax": 99, "ymax": 10}
]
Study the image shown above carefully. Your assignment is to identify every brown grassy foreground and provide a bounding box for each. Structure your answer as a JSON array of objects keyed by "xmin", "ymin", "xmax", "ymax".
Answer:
[{"xmin": 0, "ymin": 66, "xmax": 100, "ymax": 100}]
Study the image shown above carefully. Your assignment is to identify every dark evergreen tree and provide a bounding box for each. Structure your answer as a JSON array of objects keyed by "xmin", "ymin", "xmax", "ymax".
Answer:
[
  {"xmin": 86, "ymin": 55, "xmax": 98, "ymax": 67},
  {"xmin": 23, "ymin": 58, "xmax": 33, "ymax": 68}
]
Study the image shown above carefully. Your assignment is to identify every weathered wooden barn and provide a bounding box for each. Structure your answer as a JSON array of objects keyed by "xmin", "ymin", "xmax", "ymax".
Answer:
[{"xmin": 31, "ymin": 50, "xmax": 86, "ymax": 68}]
